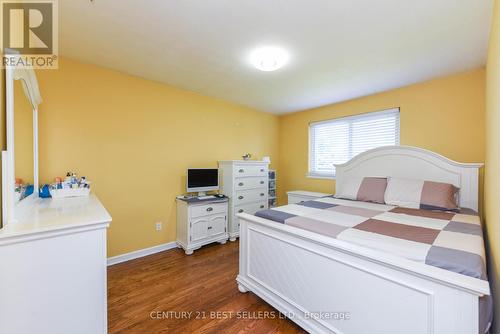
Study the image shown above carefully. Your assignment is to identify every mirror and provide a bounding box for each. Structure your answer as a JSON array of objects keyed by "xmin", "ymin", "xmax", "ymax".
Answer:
[
  {"xmin": 13, "ymin": 79, "xmax": 34, "ymax": 202},
  {"xmin": 2, "ymin": 52, "xmax": 42, "ymax": 225}
]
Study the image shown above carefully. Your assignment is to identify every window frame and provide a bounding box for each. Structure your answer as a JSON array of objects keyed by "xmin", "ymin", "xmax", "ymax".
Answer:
[{"xmin": 308, "ymin": 108, "xmax": 400, "ymax": 179}]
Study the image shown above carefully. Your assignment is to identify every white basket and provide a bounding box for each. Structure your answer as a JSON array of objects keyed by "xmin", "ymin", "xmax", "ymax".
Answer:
[{"xmin": 50, "ymin": 187, "xmax": 91, "ymax": 199}]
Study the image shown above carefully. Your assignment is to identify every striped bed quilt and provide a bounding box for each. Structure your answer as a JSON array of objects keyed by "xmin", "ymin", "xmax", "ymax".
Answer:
[{"xmin": 255, "ymin": 196, "xmax": 492, "ymax": 333}]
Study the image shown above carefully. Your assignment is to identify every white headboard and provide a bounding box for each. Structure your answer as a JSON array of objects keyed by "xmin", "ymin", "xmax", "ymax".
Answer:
[{"xmin": 334, "ymin": 146, "xmax": 483, "ymax": 211}]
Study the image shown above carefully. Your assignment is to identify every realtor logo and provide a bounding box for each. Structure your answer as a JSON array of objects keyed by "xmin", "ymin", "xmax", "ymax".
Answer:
[{"xmin": 1, "ymin": 0, "xmax": 58, "ymax": 68}]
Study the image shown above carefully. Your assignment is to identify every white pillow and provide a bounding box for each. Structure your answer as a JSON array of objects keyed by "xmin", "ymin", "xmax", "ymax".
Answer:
[
  {"xmin": 335, "ymin": 176, "xmax": 363, "ymax": 200},
  {"xmin": 384, "ymin": 177, "xmax": 424, "ymax": 209}
]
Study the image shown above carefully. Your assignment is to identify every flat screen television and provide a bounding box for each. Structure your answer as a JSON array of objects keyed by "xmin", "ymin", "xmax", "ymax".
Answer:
[{"xmin": 187, "ymin": 168, "xmax": 219, "ymax": 195}]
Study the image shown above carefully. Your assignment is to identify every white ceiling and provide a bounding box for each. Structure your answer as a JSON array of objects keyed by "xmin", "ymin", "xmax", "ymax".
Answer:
[{"xmin": 59, "ymin": 0, "xmax": 493, "ymax": 114}]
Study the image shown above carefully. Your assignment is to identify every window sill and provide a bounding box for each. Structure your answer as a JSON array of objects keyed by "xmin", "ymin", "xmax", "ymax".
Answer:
[{"xmin": 306, "ymin": 174, "xmax": 335, "ymax": 180}]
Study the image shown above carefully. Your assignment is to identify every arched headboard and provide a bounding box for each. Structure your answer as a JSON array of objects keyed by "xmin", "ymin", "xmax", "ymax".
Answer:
[{"xmin": 334, "ymin": 146, "xmax": 483, "ymax": 211}]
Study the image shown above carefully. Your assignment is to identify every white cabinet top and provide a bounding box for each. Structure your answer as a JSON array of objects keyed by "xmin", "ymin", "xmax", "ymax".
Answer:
[
  {"xmin": 218, "ymin": 160, "xmax": 269, "ymax": 164},
  {"xmin": 287, "ymin": 190, "xmax": 331, "ymax": 198},
  {"xmin": 0, "ymin": 195, "xmax": 111, "ymax": 245}
]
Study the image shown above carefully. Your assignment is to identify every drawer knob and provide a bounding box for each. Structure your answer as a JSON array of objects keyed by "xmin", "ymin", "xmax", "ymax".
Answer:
[
  {"xmin": 208, "ymin": 226, "xmax": 212, "ymax": 230},
  {"xmin": 206, "ymin": 207, "xmax": 213, "ymax": 212},
  {"xmin": 238, "ymin": 182, "xmax": 244, "ymax": 186},
  {"xmin": 260, "ymin": 169, "xmax": 264, "ymax": 172},
  {"xmin": 260, "ymin": 193, "xmax": 265, "ymax": 196},
  {"xmin": 238, "ymin": 209, "xmax": 244, "ymax": 213},
  {"xmin": 238, "ymin": 196, "xmax": 244, "ymax": 200},
  {"xmin": 238, "ymin": 169, "xmax": 244, "ymax": 173},
  {"xmin": 260, "ymin": 181, "xmax": 264, "ymax": 184},
  {"xmin": 260, "ymin": 205, "xmax": 265, "ymax": 209}
]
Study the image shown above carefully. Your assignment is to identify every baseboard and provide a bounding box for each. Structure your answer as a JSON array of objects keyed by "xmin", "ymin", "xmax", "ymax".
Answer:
[{"xmin": 107, "ymin": 241, "xmax": 177, "ymax": 266}]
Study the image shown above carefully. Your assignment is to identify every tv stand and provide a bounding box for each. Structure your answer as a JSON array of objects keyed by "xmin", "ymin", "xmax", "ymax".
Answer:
[{"xmin": 176, "ymin": 196, "xmax": 229, "ymax": 255}]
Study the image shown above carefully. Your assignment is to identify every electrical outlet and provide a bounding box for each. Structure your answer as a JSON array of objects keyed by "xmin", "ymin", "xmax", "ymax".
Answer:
[{"xmin": 155, "ymin": 222, "xmax": 162, "ymax": 231}]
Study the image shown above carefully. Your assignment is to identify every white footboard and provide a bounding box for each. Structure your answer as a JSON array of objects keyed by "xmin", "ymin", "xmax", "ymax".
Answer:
[{"xmin": 236, "ymin": 213, "xmax": 490, "ymax": 334}]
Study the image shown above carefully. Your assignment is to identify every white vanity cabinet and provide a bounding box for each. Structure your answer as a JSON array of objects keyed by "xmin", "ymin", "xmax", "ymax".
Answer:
[
  {"xmin": 218, "ymin": 160, "xmax": 270, "ymax": 241},
  {"xmin": 176, "ymin": 198, "xmax": 229, "ymax": 255},
  {"xmin": 0, "ymin": 195, "xmax": 111, "ymax": 334}
]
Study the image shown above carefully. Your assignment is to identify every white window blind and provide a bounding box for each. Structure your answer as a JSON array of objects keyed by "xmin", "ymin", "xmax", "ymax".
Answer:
[{"xmin": 309, "ymin": 108, "xmax": 400, "ymax": 178}]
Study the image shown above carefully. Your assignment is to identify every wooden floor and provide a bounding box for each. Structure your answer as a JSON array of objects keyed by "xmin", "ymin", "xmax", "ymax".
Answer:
[{"xmin": 108, "ymin": 241, "xmax": 307, "ymax": 334}]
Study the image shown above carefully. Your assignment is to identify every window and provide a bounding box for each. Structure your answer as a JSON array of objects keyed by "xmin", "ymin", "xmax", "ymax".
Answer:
[{"xmin": 309, "ymin": 108, "xmax": 400, "ymax": 178}]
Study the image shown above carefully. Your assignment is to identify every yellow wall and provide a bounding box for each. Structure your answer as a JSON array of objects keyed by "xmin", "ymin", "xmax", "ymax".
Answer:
[
  {"xmin": 36, "ymin": 57, "xmax": 279, "ymax": 257},
  {"xmin": 485, "ymin": 2, "xmax": 500, "ymax": 333},
  {"xmin": 278, "ymin": 69, "xmax": 486, "ymax": 206}
]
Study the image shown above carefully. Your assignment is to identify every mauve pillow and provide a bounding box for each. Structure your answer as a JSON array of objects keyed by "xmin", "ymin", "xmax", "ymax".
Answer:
[
  {"xmin": 356, "ymin": 177, "xmax": 388, "ymax": 204},
  {"xmin": 420, "ymin": 180, "xmax": 459, "ymax": 211},
  {"xmin": 335, "ymin": 177, "xmax": 387, "ymax": 204}
]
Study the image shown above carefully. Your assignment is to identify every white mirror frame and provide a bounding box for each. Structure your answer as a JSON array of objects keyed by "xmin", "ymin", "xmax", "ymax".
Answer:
[{"xmin": 2, "ymin": 54, "xmax": 40, "ymax": 225}]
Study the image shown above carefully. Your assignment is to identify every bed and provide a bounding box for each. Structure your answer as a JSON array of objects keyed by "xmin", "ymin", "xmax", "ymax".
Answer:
[{"xmin": 236, "ymin": 146, "xmax": 490, "ymax": 334}]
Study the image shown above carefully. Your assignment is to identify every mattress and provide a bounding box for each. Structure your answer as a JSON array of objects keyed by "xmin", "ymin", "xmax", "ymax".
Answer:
[{"xmin": 255, "ymin": 196, "xmax": 492, "ymax": 333}]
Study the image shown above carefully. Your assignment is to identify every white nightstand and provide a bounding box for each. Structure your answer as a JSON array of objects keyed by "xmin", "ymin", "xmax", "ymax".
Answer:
[
  {"xmin": 287, "ymin": 190, "xmax": 331, "ymax": 204},
  {"xmin": 176, "ymin": 197, "xmax": 229, "ymax": 255}
]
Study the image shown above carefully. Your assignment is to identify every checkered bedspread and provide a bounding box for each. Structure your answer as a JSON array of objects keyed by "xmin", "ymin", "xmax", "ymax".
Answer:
[
  {"xmin": 256, "ymin": 197, "xmax": 486, "ymax": 280},
  {"xmin": 256, "ymin": 196, "xmax": 492, "ymax": 333}
]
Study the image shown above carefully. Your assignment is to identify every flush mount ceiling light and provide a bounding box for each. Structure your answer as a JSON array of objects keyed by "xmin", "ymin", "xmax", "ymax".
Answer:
[{"xmin": 249, "ymin": 47, "xmax": 289, "ymax": 72}]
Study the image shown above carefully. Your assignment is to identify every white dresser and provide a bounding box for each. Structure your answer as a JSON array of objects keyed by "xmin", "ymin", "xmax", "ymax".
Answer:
[
  {"xmin": 0, "ymin": 195, "xmax": 111, "ymax": 334},
  {"xmin": 219, "ymin": 160, "xmax": 269, "ymax": 241},
  {"xmin": 176, "ymin": 198, "xmax": 229, "ymax": 254}
]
